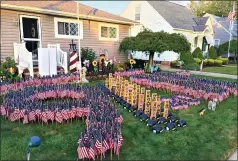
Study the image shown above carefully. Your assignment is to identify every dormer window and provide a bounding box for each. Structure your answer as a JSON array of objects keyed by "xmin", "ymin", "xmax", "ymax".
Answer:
[{"xmin": 135, "ymin": 5, "xmax": 141, "ymax": 21}]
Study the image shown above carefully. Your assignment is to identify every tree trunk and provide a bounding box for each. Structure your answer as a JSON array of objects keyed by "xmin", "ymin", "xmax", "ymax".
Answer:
[{"xmin": 148, "ymin": 51, "xmax": 154, "ymax": 72}]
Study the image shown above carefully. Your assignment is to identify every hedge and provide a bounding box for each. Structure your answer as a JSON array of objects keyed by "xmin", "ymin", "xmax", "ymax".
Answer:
[
  {"xmin": 208, "ymin": 46, "xmax": 217, "ymax": 59},
  {"xmin": 217, "ymin": 57, "xmax": 229, "ymax": 65},
  {"xmin": 194, "ymin": 58, "xmax": 201, "ymax": 64},
  {"xmin": 214, "ymin": 60, "xmax": 223, "ymax": 66},
  {"xmin": 192, "ymin": 47, "xmax": 203, "ymax": 59},
  {"xmin": 203, "ymin": 59, "xmax": 208, "ymax": 66},
  {"xmin": 180, "ymin": 52, "xmax": 195, "ymax": 65},
  {"xmin": 207, "ymin": 59, "xmax": 215, "ymax": 66}
]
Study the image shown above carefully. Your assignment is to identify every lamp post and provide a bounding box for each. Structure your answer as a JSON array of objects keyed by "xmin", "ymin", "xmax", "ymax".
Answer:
[{"xmin": 26, "ymin": 136, "xmax": 41, "ymax": 161}]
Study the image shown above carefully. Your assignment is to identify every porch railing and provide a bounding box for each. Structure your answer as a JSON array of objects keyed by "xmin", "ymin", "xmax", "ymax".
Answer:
[{"xmin": 13, "ymin": 43, "xmax": 34, "ymax": 77}]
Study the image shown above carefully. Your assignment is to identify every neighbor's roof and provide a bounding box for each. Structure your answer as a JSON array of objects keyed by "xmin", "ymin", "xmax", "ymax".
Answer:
[
  {"xmin": 1, "ymin": 0, "xmax": 136, "ymax": 25},
  {"xmin": 147, "ymin": 1, "xmax": 208, "ymax": 32}
]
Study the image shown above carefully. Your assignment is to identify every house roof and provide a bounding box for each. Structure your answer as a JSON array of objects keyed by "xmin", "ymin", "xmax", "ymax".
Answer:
[
  {"xmin": 209, "ymin": 14, "xmax": 237, "ymax": 37},
  {"xmin": 1, "ymin": 0, "xmax": 136, "ymax": 25},
  {"xmin": 147, "ymin": 1, "xmax": 208, "ymax": 32}
]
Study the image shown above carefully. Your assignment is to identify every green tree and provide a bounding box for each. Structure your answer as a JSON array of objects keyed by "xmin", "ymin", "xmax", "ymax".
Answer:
[
  {"xmin": 189, "ymin": 1, "xmax": 237, "ymax": 17},
  {"xmin": 218, "ymin": 40, "xmax": 237, "ymax": 57},
  {"xmin": 208, "ymin": 46, "xmax": 217, "ymax": 59},
  {"xmin": 81, "ymin": 47, "xmax": 97, "ymax": 63},
  {"xmin": 119, "ymin": 30, "xmax": 191, "ymax": 71},
  {"xmin": 192, "ymin": 47, "xmax": 203, "ymax": 59},
  {"xmin": 180, "ymin": 52, "xmax": 196, "ymax": 65}
]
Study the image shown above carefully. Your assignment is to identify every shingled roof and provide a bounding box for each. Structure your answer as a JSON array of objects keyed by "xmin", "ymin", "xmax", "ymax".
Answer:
[
  {"xmin": 147, "ymin": 1, "xmax": 208, "ymax": 32},
  {"xmin": 1, "ymin": 0, "xmax": 136, "ymax": 25}
]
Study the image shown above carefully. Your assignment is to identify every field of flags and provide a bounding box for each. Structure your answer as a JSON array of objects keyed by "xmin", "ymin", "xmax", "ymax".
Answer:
[
  {"xmin": 129, "ymin": 72, "xmax": 237, "ymax": 102},
  {"xmin": 0, "ymin": 74, "xmax": 124, "ymax": 160}
]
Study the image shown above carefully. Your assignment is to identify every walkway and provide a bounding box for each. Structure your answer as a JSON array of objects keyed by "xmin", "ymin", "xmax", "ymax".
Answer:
[
  {"xmin": 228, "ymin": 150, "xmax": 237, "ymax": 160},
  {"xmin": 161, "ymin": 67, "xmax": 237, "ymax": 80}
]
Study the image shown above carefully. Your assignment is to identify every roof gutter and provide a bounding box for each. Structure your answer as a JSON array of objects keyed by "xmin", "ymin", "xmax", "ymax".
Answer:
[
  {"xmin": 173, "ymin": 27, "xmax": 208, "ymax": 36},
  {"xmin": 1, "ymin": 4, "xmax": 137, "ymax": 25}
]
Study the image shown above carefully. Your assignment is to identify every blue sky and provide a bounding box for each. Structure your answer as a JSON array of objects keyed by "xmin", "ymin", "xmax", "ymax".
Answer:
[
  {"xmin": 80, "ymin": 1, "xmax": 130, "ymax": 15},
  {"xmin": 80, "ymin": 1, "xmax": 190, "ymax": 15}
]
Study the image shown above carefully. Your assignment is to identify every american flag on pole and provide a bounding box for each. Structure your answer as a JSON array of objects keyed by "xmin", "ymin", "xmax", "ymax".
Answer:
[{"xmin": 227, "ymin": 10, "xmax": 236, "ymax": 21}]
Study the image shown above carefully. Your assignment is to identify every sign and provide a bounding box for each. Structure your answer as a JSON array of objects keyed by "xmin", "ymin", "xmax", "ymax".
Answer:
[
  {"xmin": 144, "ymin": 97, "xmax": 151, "ymax": 115},
  {"xmin": 163, "ymin": 100, "xmax": 170, "ymax": 119}
]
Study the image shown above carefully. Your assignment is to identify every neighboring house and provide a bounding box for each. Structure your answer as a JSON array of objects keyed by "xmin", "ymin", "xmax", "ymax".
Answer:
[
  {"xmin": 120, "ymin": 1, "xmax": 214, "ymax": 62},
  {"xmin": 204, "ymin": 13, "xmax": 237, "ymax": 48},
  {"xmin": 0, "ymin": 1, "xmax": 136, "ymax": 66}
]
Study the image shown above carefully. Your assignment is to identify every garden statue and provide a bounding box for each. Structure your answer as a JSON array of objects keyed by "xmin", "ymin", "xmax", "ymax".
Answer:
[
  {"xmin": 76, "ymin": 62, "xmax": 88, "ymax": 83},
  {"xmin": 208, "ymin": 99, "xmax": 217, "ymax": 111}
]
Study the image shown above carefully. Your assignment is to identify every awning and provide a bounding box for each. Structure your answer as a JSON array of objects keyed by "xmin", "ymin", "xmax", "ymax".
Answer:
[{"xmin": 205, "ymin": 35, "xmax": 213, "ymax": 44}]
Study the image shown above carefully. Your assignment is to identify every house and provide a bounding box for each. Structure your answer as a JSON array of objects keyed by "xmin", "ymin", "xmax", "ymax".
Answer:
[
  {"xmin": 0, "ymin": 1, "xmax": 136, "ymax": 76},
  {"xmin": 203, "ymin": 13, "xmax": 237, "ymax": 48},
  {"xmin": 120, "ymin": 1, "xmax": 214, "ymax": 62}
]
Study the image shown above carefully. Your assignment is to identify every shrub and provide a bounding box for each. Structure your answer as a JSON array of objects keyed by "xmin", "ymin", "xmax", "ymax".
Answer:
[
  {"xmin": 183, "ymin": 63, "xmax": 200, "ymax": 71},
  {"xmin": 214, "ymin": 60, "xmax": 223, "ymax": 66},
  {"xmin": 203, "ymin": 59, "xmax": 208, "ymax": 66},
  {"xmin": 207, "ymin": 59, "xmax": 215, "ymax": 66},
  {"xmin": 170, "ymin": 60, "xmax": 178, "ymax": 68},
  {"xmin": 217, "ymin": 57, "xmax": 229, "ymax": 65},
  {"xmin": 208, "ymin": 46, "xmax": 217, "ymax": 59},
  {"xmin": 81, "ymin": 47, "xmax": 97, "ymax": 63},
  {"xmin": 0, "ymin": 57, "xmax": 18, "ymax": 81},
  {"xmin": 115, "ymin": 63, "xmax": 125, "ymax": 71},
  {"xmin": 194, "ymin": 58, "xmax": 201, "ymax": 64},
  {"xmin": 180, "ymin": 52, "xmax": 195, "ymax": 65},
  {"xmin": 192, "ymin": 47, "xmax": 203, "ymax": 59}
]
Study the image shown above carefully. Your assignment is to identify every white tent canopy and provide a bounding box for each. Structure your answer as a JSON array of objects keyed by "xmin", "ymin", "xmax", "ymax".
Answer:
[{"xmin": 130, "ymin": 51, "xmax": 179, "ymax": 61}]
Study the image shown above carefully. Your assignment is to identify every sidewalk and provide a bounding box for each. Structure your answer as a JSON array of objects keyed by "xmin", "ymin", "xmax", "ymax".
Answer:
[
  {"xmin": 228, "ymin": 150, "xmax": 237, "ymax": 160},
  {"xmin": 161, "ymin": 67, "xmax": 237, "ymax": 80}
]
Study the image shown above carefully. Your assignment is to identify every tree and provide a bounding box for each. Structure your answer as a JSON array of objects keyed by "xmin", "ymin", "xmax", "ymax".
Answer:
[
  {"xmin": 81, "ymin": 47, "xmax": 97, "ymax": 63},
  {"xmin": 208, "ymin": 46, "xmax": 217, "ymax": 59},
  {"xmin": 119, "ymin": 30, "xmax": 191, "ymax": 70},
  {"xmin": 192, "ymin": 47, "xmax": 203, "ymax": 59},
  {"xmin": 189, "ymin": 1, "xmax": 237, "ymax": 17},
  {"xmin": 218, "ymin": 40, "xmax": 237, "ymax": 58}
]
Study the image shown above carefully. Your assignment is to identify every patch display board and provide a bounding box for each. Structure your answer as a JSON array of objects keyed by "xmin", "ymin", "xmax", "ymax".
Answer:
[
  {"xmin": 151, "ymin": 93, "xmax": 157, "ymax": 102},
  {"xmin": 141, "ymin": 87, "xmax": 145, "ymax": 94},
  {"xmin": 105, "ymin": 78, "xmax": 109, "ymax": 88},
  {"xmin": 163, "ymin": 100, "xmax": 169, "ymax": 119},
  {"xmin": 157, "ymin": 96, "xmax": 161, "ymax": 115},
  {"xmin": 144, "ymin": 97, "xmax": 151, "ymax": 116},
  {"xmin": 150, "ymin": 101, "xmax": 158, "ymax": 119},
  {"xmin": 127, "ymin": 85, "xmax": 133, "ymax": 103},
  {"xmin": 138, "ymin": 94, "xmax": 145, "ymax": 110}
]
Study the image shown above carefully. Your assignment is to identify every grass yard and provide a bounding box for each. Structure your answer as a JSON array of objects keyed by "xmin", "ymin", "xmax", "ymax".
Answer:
[
  {"xmin": 1, "ymin": 78, "xmax": 237, "ymax": 160},
  {"xmin": 202, "ymin": 66, "xmax": 237, "ymax": 75}
]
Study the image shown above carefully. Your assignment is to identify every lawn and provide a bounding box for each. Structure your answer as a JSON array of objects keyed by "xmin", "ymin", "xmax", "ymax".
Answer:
[
  {"xmin": 202, "ymin": 66, "xmax": 237, "ymax": 75},
  {"xmin": 1, "ymin": 78, "xmax": 237, "ymax": 160}
]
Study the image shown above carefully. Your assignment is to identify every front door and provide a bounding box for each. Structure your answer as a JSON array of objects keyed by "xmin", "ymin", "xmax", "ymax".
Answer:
[{"xmin": 19, "ymin": 15, "xmax": 42, "ymax": 61}]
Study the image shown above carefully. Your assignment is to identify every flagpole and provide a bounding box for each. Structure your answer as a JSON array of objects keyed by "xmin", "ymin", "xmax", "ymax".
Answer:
[
  {"xmin": 77, "ymin": 1, "xmax": 82, "ymax": 70},
  {"xmin": 227, "ymin": 1, "xmax": 235, "ymax": 58}
]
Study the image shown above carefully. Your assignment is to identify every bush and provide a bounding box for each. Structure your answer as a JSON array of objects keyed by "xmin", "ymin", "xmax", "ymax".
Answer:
[
  {"xmin": 180, "ymin": 52, "xmax": 195, "ymax": 65},
  {"xmin": 207, "ymin": 59, "xmax": 215, "ymax": 66},
  {"xmin": 192, "ymin": 47, "xmax": 203, "ymax": 59},
  {"xmin": 214, "ymin": 59, "xmax": 223, "ymax": 66},
  {"xmin": 115, "ymin": 63, "xmax": 124, "ymax": 71},
  {"xmin": 194, "ymin": 58, "xmax": 201, "ymax": 64},
  {"xmin": 217, "ymin": 57, "xmax": 229, "ymax": 65},
  {"xmin": 81, "ymin": 47, "xmax": 97, "ymax": 63},
  {"xmin": 203, "ymin": 59, "xmax": 208, "ymax": 66},
  {"xmin": 183, "ymin": 63, "xmax": 200, "ymax": 71},
  {"xmin": 0, "ymin": 57, "xmax": 18, "ymax": 81},
  {"xmin": 208, "ymin": 46, "xmax": 217, "ymax": 59},
  {"xmin": 170, "ymin": 60, "xmax": 178, "ymax": 68}
]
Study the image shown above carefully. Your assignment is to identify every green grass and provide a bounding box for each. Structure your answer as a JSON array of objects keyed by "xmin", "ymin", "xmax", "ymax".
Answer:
[
  {"xmin": 1, "ymin": 79, "xmax": 237, "ymax": 160},
  {"xmin": 202, "ymin": 66, "xmax": 237, "ymax": 75}
]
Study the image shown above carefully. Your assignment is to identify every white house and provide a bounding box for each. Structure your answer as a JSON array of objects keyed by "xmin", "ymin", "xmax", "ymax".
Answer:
[{"xmin": 120, "ymin": 1, "xmax": 214, "ymax": 62}]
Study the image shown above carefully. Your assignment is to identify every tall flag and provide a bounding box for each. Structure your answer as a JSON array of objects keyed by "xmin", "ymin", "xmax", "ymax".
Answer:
[{"xmin": 227, "ymin": 10, "xmax": 236, "ymax": 21}]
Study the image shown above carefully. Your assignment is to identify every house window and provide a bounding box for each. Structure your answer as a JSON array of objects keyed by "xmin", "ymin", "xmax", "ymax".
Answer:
[
  {"xmin": 135, "ymin": 5, "xmax": 141, "ymax": 21},
  {"xmin": 99, "ymin": 23, "xmax": 119, "ymax": 41},
  {"xmin": 194, "ymin": 37, "xmax": 198, "ymax": 48},
  {"xmin": 54, "ymin": 18, "xmax": 83, "ymax": 39},
  {"xmin": 214, "ymin": 39, "xmax": 220, "ymax": 47}
]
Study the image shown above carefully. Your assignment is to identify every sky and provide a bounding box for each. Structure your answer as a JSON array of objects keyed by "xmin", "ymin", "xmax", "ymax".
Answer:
[{"xmin": 80, "ymin": 1, "xmax": 191, "ymax": 15}]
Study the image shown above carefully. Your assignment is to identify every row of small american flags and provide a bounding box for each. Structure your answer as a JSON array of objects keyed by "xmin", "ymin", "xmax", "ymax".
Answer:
[
  {"xmin": 114, "ymin": 69, "xmax": 144, "ymax": 77},
  {"xmin": 129, "ymin": 72, "xmax": 237, "ymax": 102},
  {"xmin": 0, "ymin": 73, "xmax": 80, "ymax": 94}
]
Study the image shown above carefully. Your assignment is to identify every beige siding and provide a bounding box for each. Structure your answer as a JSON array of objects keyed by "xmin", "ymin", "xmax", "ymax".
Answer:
[{"xmin": 1, "ymin": 9, "xmax": 130, "ymax": 63}]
